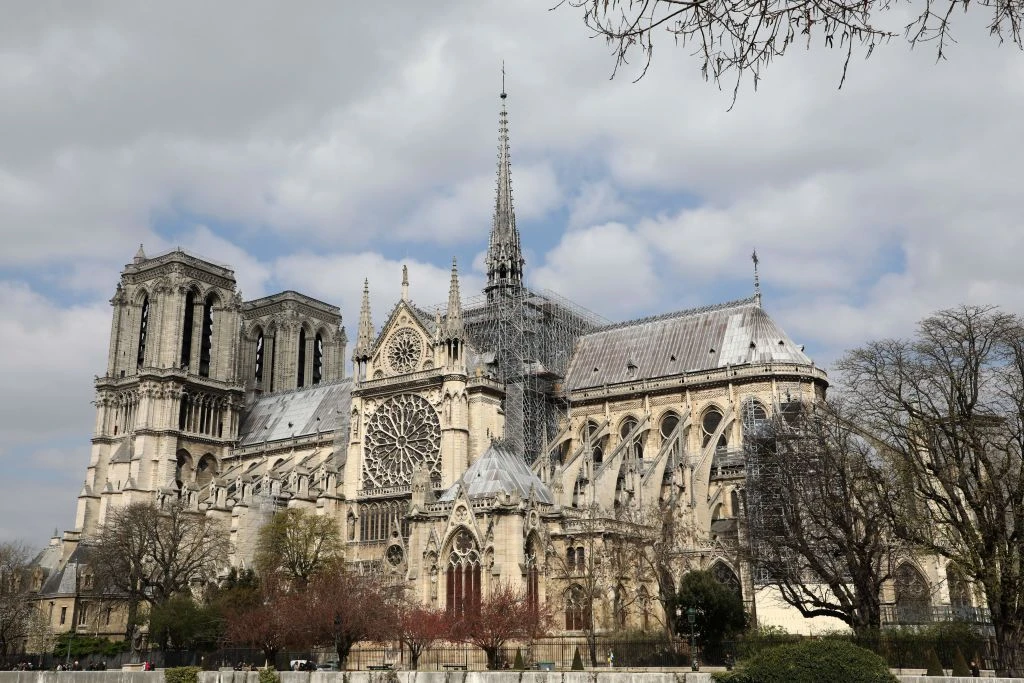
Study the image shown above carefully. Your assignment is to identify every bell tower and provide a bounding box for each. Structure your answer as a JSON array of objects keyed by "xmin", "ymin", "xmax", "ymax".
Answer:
[{"xmin": 77, "ymin": 247, "xmax": 245, "ymax": 534}]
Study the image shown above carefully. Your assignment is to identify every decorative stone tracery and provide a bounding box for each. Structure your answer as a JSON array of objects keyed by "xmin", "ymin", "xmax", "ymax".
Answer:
[{"xmin": 363, "ymin": 393, "xmax": 441, "ymax": 489}]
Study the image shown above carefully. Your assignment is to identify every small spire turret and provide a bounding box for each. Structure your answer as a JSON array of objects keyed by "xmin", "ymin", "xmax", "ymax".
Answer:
[
  {"xmin": 133, "ymin": 243, "xmax": 146, "ymax": 264},
  {"xmin": 353, "ymin": 279, "xmax": 374, "ymax": 362},
  {"xmin": 445, "ymin": 257, "xmax": 464, "ymax": 339}
]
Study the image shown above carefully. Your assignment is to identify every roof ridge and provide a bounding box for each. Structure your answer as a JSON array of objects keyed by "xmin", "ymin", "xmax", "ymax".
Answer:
[{"xmin": 592, "ymin": 295, "xmax": 758, "ymax": 333}]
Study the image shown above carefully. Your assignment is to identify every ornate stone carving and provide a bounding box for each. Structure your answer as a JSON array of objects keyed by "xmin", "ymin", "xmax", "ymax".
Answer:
[{"xmin": 362, "ymin": 393, "xmax": 441, "ymax": 488}]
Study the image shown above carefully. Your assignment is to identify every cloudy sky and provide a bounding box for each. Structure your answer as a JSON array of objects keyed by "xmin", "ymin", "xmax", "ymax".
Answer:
[{"xmin": 2, "ymin": 1, "xmax": 1023, "ymax": 544}]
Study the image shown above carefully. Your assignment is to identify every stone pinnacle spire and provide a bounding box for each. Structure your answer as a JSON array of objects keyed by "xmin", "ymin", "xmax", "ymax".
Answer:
[
  {"xmin": 353, "ymin": 279, "xmax": 374, "ymax": 360},
  {"xmin": 133, "ymin": 243, "xmax": 146, "ymax": 264},
  {"xmin": 445, "ymin": 257, "xmax": 464, "ymax": 338},
  {"xmin": 484, "ymin": 76, "xmax": 524, "ymax": 301}
]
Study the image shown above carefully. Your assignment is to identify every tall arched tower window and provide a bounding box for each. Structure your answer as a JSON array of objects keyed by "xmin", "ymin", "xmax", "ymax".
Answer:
[
  {"xmin": 254, "ymin": 330, "xmax": 264, "ymax": 383},
  {"xmin": 313, "ymin": 333, "xmax": 324, "ymax": 385},
  {"xmin": 446, "ymin": 529, "xmax": 481, "ymax": 617},
  {"xmin": 198, "ymin": 294, "xmax": 215, "ymax": 377},
  {"xmin": 297, "ymin": 327, "xmax": 307, "ymax": 388},
  {"xmin": 525, "ymin": 536, "xmax": 540, "ymax": 611},
  {"xmin": 136, "ymin": 295, "xmax": 149, "ymax": 368},
  {"xmin": 180, "ymin": 291, "xmax": 196, "ymax": 368}
]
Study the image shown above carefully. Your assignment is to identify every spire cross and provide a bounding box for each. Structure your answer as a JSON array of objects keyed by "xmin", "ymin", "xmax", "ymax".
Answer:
[{"xmin": 501, "ymin": 61, "xmax": 506, "ymax": 99}]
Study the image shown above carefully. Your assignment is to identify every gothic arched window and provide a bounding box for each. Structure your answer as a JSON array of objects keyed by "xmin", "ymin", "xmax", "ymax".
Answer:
[
  {"xmin": 313, "ymin": 332, "xmax": 324, "ymax": 385},
  {"xmin": 701, "ymin": 407, "xmax": 728, "ymax": 451},
  {"xmin": 613, "ymin": 585, "xmax": 627, "ymax": 629},
  {"xmin": 583, "ymin": 421, "xmax": 606, "ymax": 466},
  {"xmin": 711, "ymin": 561, "xmax": 742, "ymax": 599},
  {"xmin": 446, "ymin": 529, "xmax": 481, "ymax": 617},
  {"xmin": 660, "ymin": 412, "xmax": 680, "ymax": 439},
  {"xmin": 196, "ymin": 454, "xmax": 217, "ymax": 490},
  {"xmin": 198, "ymin": 293, "xmax": 215, "ymax": 377},
  {"xmin": 947, "ymin": 564, "xmax": 971, "ymax": 611},
  {"xmin": 525, "ymin": 536, "xmax": 539, "ymax": 611},
  {"xmin": 620, "ymin": 416, "xmax": 644, "ymax": 460},
  {"xmin": 297, "ymin": 327, "xmax": 307, "ymax": 388},
  {"xmin": 254, "ymin": 329, "xmax": 264, "ymax": 383},
  {"xmin": 137, "ymin": 295, "xmax": 149, "ymax": 368},
  {"xmin": 894, "ymin": 563, "xmax": 931, "ymax": 623},
  {"xmin": 180, "ymin": 290, "xmax": 196, "ymax": 368},
  {"xmin": 175, "ymin": 449, "xmax": 192, "ymax": 490},
  {"xmin": 565, "ymin": 585, "xmax": 590, "ymax": 631}
]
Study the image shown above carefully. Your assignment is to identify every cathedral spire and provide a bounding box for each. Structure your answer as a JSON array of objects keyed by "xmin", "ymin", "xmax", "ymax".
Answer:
[
  {"xmin": 445, "ymin": 257, "xmax": 464, "ymax": 339},
  {"xmin": 353, "ymin": 279, "xmax": 374, "ymax": 361},
  {"xmin": 484, "ymin": 75, "xmax": 524, "ymax": 301}
]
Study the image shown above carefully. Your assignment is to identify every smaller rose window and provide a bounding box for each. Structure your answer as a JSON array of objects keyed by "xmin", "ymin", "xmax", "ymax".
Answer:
[{"xmin": 387, "ymin": 328, "xmax": 423, "ymax": 373}]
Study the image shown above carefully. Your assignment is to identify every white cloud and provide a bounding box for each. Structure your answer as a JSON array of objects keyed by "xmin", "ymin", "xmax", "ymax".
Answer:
[{"xmin": 532, "ymin": 223, "xmax": 657, "ymax": 319}]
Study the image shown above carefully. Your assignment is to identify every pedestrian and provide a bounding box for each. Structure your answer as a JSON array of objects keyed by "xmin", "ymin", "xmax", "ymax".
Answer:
[{"xmin": 969, "ymin": 659, "xmax": 980, "ymax": 677}]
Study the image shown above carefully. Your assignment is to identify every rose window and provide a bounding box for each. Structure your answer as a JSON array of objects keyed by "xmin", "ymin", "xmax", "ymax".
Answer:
[
  {"xmin": 363, "ymin": 393, "xmax": 441, "ymax": 489},
  {"xmin": 386, "ymin": 328, "xmax": 423, "ymax": 374}
]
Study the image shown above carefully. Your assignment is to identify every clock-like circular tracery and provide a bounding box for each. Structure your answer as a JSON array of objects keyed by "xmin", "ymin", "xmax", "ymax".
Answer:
[{"xmin": 363, "ymin": 393, "xmax": 441, "ymax": 489}]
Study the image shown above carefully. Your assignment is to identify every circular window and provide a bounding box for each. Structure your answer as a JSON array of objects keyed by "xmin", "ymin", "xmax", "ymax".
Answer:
[
  {"xmin": 363, "ymin": 393, "xmax": 441, "ymax": 488},
  {"xmin": 386, "ymin": 544, "xmax": 404, "ymax": 567},
  {"xmin": 620, "ymin": 417, "xmax": 638, "ymax": 439},
  {"xmin": 386, "ymin": 328, "xmax": 423, "ymax": 373}
]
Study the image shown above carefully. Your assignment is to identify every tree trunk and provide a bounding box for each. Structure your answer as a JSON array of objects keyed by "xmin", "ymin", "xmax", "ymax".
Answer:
[
  {"xmin": 337, "ymin": 639, "xmax": 354, "ymax": 668},
  {"xmin": 992, "ymin": 614, "xmax": 1024, "ymax": 677},
  {"xmin": 485, "ymin": 646, "xmax": 498, "ymax": 670}
]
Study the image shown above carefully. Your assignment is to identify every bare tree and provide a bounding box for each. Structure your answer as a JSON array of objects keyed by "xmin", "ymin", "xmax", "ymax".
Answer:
[
  {"xmin": 458, "ymin": 583, "xmax": 552, "ymax": 670},
  {"xmin": 838, "ymin": 305, "xmax": 1024, "ymax": 676},
  {"xmin": 89, "ymin": 502, "xmax": 228, "ymax": 643},
  {"xmin": 559, "ymin": 0, "xmax": 1024, "ymax": 96},
  {"xmin": 745, "ymin": 399, "xmax": 900, "ymax": 634},
  {"xmin": 254, "ymin": 508, "xmax": 342, "ymax": 587},
  {"xmin": 0, "ymin": 541, "xmax": 34, "ymax": 657}
]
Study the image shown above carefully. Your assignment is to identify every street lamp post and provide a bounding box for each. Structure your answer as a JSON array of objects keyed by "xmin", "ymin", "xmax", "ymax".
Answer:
[{"xmin": 687, "ymin": 606, "xmax": 699, "ymax": 672}]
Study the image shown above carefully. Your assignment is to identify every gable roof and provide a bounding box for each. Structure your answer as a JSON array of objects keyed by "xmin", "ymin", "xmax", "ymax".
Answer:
[
  {"xmin": 439, "ymin": 441, "xmax": 553, "ymax": 504},
  {"xmin": 565, "ymin": 297, "xmax": 813, "ymax": 391}
]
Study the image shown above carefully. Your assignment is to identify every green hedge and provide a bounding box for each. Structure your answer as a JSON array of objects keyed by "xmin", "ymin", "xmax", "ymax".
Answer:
[
  {"xmin": 258, "ymin": 668, "xmax": 280, "ymax": 683},
  {"xmin": 164, "ymin": 667, "xmax": 201, "ymax": 683},
  {"xmin": 714, "ymin": 639, "xmax": 897, "ymax": 683}
]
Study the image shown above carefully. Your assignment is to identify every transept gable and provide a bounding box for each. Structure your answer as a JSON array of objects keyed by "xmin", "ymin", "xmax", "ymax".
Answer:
[{"xmin": 368, "ymin": 300, "xmax": 438, "ymax": 378}]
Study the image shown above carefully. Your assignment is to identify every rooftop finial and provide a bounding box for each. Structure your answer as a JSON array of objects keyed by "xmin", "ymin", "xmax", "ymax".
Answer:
[
  {"xmin": 401, "ymin": 264, "xmax": 409, "ymax": 301},
  {"xmin": 752, "ymin": 249, "xmax": 762, "ymax": 307},
  {"xmin": 501, "ymin": 60, "xmax": 506, "ymax": 99},
  {"xmin": 445, "ymin": 257, "xmax": 464, "ymax": 340},
  {"xmin": 133, "ymin": 243, "xmax": 146, "ymax": 264}
]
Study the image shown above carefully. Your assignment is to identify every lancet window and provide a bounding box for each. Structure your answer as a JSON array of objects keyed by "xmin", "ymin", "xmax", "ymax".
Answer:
[
  {"xmin": 620, "ymin": 416, "xmax": 644, "ymax": 460},
  {"xmin": 446, "ymin": 529, "xmax": 481, "ymax": 618},
  {"xmin": 564, "ymin": 585, "xmax": 590, "ymax": 630},
  {"xmin": 894, "ymin": 563, "xmax": 931, "ymax": 622},
  {"xmin": 198, "ymin": 294, "xmax": 215, "ymax": 377},
  {"xmin": 136, "ymin": 295, "xmax": 149, "ymax": 368},
  {"xmin": 254, "ymin": 330, "xmax": 264, "ymax": 383},
  {"xmin": 297, "ymin": 327, "xmax": 307, "ymax": 388},
  {"xmin": 525, "ymin": 536, "xmax": 540, "ymax": 610},
  {"xmin": 313, "ymin": 333, "xmax": 324, "ymax": 385},
  {"xmin": 180, "ymin": 290, "xmax": 195, "ymax": 368},
  {"xmin": 701, "ymin": 406, "xmax": 728, "ymax": 452},
  {"xmin": 177, "ymin": 392, "xmax": 228, "ymax": 438},
  {"xmin": 358, "ymin": 500, "xmax": 410, "ymax": 542}
]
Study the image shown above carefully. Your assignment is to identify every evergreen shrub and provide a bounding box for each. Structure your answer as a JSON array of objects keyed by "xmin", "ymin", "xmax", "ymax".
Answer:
[
  {"xmin": 513, "ymin": 648, "xmax": 525, "ymax": 670},
  {"xmin": 164, "ymin": 666, "xmax": 201, "ymax": 683},
  {"xmin": 571, "ymin": 648, "xmax": 584, "ymax": 671},
  {"xmin": 715, "ymin": 638, "xmax": 897, "ymax": 683},
  {"xmin": 258, "ymin": 667, "xmax": 281, "ymax": 683},
  {"xmin": 952, "ymin": 647, "xmax": 970, "ymax": 677},
  {"xmin": 925, "ymin": 649, "xmax": 944, "ymax": 676}
]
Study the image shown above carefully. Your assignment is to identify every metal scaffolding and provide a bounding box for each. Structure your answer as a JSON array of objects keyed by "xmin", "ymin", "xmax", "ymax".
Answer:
[{"xmin": 457, "ymin": 287, "xmax": 606, "ymax": 461}]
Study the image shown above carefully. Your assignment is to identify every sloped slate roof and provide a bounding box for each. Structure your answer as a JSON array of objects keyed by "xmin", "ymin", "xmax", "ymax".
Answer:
[
  {"xmin": 439, "ymin": 442, "xmax": 553, "ymax": 504},
  {"xmin": 237, "ymin": 379, "xmax": 351, "ymax": 446},
  {"xmin": 565, "ymin": 297, "xmax": 812, "ymax": 391}
]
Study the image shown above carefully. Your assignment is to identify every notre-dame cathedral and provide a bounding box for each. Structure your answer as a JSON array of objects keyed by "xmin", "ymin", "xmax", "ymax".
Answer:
[{"xmin": 31, "ymin": 89, "xmax": 875, "ymax": 643}]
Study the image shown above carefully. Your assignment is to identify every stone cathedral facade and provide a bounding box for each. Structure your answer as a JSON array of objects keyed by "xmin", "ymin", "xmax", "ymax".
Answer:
[{"xmin": 30, "ymin": 91, "xmax": 964, "ymax": 645}]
